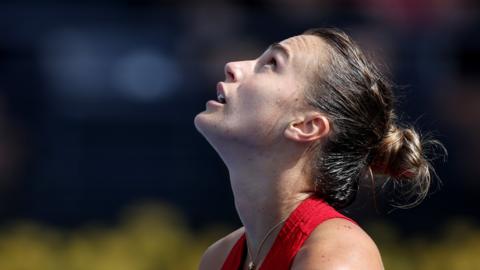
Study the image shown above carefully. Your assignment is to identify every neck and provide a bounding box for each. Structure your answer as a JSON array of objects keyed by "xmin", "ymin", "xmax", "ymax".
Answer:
[{"xmin": 227, "ymin": 151, "xmax": 314, "ymax": 265}]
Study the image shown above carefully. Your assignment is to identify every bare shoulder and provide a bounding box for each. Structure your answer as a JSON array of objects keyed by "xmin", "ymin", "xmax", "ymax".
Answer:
[
  {"xmin": 291, "ymin": 218, "xmax": 384, "ymax": 270},
  {"xmin": 198, "ymin": 227, "xmax": 245, "ymax": 270}
]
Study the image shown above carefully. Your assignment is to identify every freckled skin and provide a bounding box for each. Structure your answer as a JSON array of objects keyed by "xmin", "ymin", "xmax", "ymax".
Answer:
[{"xmin": 291, "ymin": 218, "xmax": 384, "ymax": 269}]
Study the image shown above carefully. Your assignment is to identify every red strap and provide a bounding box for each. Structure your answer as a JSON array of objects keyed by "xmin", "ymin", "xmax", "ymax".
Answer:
[
  {"xmin": 221, "ymin": 234, "xmax": 246, "ymax": 270},
  {"xmin": 221, "ymin": 196, "xmax": 357, "ymax": 270}
]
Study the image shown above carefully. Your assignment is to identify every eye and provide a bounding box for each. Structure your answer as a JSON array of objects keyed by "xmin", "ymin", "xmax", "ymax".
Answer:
[{"xmin": 263, "ymin": 56, "xmax": 277, "ymax": 69}]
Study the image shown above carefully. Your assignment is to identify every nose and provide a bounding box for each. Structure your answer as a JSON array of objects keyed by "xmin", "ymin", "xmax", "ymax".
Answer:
[{"xmin": 224, "ymin": 61, "xmax": 242, "ymax": 82}]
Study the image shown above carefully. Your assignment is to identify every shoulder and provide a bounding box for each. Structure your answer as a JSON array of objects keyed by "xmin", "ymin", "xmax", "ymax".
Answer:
[
  {"xmin": 198, "ymin": 226, "xmax": 245, "ymax": 270},
  {"xmin": 291, "ymin": 218, "xmax": 384, "ymax": 270}
]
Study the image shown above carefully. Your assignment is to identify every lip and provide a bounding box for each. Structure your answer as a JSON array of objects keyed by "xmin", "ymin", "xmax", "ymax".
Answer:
[{"xmin": 206, "ymin": 100, "xmax": 224, "ymax": 107}]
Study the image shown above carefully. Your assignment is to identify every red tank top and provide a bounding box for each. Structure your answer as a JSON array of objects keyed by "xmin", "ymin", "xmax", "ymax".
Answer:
[{"xmin": 220, "ymin": 196, "xmax": 357, "ymax": 270}]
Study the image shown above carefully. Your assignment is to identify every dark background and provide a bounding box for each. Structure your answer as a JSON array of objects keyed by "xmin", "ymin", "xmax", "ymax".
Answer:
[{"xmin": 0, "ymin": 0, "xmax": 479, "ymax": 235}]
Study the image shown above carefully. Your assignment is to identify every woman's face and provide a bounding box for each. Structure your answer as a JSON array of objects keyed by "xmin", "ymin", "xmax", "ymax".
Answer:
[{"xmin": 194, "ymin": 34, "xmax": 325, "ymax": 152}]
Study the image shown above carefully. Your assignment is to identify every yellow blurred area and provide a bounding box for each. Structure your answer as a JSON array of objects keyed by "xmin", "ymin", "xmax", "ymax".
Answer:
[
  {"xmin": 0, "ymin": 202, "xmax": 478, "ymax": 270},
  {"xmin": 367, "ymin": 218, "xmax": 480, "ymax": 270},
  {"xmin": 0, "ymin": 202, "xmax": 231, "ymax": 270}
]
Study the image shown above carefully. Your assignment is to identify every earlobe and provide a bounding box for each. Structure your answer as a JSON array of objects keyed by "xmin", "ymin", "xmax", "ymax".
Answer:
[{"xmin": 284, "ymin": 113, "xmax": 330, "ymax": 143}]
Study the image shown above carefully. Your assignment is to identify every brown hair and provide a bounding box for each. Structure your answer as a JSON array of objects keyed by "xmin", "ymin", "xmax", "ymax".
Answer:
[{"xmin": 303, "ymin": 28, "xmax": 446, "ymax": 209}]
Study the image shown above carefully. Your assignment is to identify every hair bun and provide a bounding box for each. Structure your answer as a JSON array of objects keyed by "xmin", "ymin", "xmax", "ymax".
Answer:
[
  {"xmin": 370, "ymin": 124, "xmax": 442, "ymax": 208},
  {"xmin": 371, "ymin": 125, "xmax": 424, "ymax": 179}
]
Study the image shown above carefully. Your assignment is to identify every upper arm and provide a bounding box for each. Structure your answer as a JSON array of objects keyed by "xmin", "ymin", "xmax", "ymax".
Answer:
[
  {"xmin": 198, "ymin": 242, "xmax": 222, "ymax": 270},
  {"xmin": 291, "ymin": 218, "xmax": 384, "ymax": 270},
  {"xmin": 198, "ymin": 227, "xmax": 245, "ymax": 270}
]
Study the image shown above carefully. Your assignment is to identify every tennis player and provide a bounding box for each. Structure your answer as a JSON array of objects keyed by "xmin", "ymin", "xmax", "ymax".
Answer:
[{"xmin": 194, "ymin": 28, "xmax": 442, "ymax": 270}]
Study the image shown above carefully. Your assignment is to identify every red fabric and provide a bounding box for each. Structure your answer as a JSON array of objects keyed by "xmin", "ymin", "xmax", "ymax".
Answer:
[{"xmin": 221, "ymin": 196, "xmax": 357, "ymax": 270}]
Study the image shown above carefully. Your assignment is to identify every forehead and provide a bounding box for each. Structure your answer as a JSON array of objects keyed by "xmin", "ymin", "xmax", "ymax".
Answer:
[
  {"xmin": 280, "ymin": 34, "xmax": 322, "ymax": 52},
  {"xmin": 278, "ymin": 34, "xmax": 329, "ymax": 74}
]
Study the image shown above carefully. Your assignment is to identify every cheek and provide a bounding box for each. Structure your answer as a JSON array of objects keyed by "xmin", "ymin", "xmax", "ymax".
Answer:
[
  {"xmin": 235, "ymin": 82, "xmax": 292, "ymax": 136},
  {"xmin": 237, "ymin": 81, "xmax": 283, "ymax": 118}
]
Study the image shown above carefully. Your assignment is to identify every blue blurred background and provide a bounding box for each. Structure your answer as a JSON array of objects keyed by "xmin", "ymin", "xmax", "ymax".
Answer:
[{"xmin": 0, "ymin": 0, "xmax": 479, "ymax": 269}]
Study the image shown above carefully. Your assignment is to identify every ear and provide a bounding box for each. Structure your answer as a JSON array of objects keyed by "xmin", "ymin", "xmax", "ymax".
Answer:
[{"xmin": 284, "ymin": 112, "xmax": 330, "ymax": 143}]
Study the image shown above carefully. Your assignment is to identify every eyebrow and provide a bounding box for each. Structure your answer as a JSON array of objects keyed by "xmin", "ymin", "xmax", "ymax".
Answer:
[{"xmin": 267, "ymin": 42, "xmax": 290, "ymax": 60}]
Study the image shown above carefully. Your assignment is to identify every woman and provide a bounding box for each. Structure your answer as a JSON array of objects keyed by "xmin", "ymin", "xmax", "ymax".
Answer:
[{"xmin": 194, "ymin": 28, "xmax": 443, "ymax": 270}]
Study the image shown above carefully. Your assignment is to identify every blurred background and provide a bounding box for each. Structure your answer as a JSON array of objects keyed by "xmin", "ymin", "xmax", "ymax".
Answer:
[{"xmin": 0, "ymin": 0, "xmax": 479, "ymax": 269}]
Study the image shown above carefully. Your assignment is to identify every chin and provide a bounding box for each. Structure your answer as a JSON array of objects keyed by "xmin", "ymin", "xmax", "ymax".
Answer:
[
  {"xmin": 194, "ymin": 113, "xmax": 221, "ymax": 141},
  {"xmin": 195, "ymin": 114, "xmax": 230, "ymax": 150},
  {"xmin": 193, "ymin": 113, "xmax": 208, "ymax": 134}
]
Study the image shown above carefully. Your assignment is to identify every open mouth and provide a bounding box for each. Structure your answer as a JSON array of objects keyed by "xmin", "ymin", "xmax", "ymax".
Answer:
[
  {"xmin": 217, "ymin": 93, "xmax": 226, "ymax": 104},
  {"xmin": 216, "ymin": 82, "xmax": 227, "ymax": 104}
]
